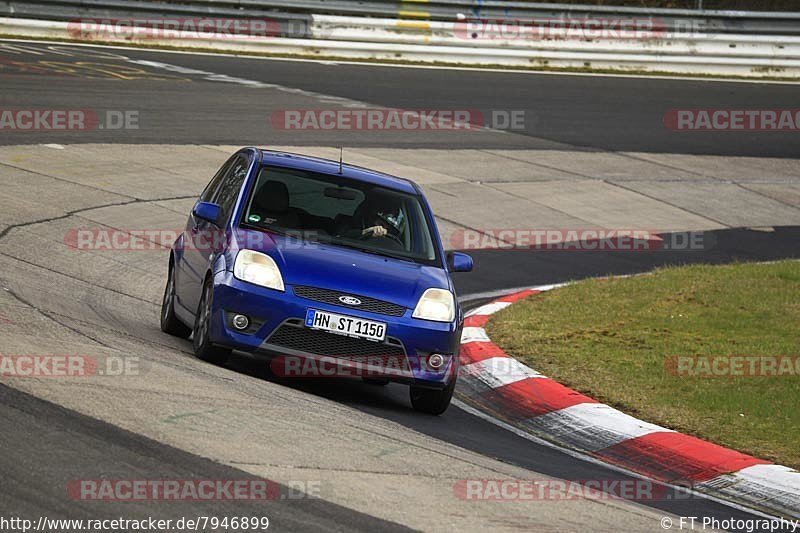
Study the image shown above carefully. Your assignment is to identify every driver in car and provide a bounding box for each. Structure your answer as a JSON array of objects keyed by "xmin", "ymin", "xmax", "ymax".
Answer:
[{"xmin": 341, "ymin": 193, "xmax": 403, "ymax": 244}]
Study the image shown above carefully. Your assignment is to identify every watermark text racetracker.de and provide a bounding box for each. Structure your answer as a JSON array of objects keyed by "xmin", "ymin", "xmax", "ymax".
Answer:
[
  {"xmin": 64, "ymin": 228, "xmax": 376, "ymax": 252},
  {"xmin": 449, "ymin": 229, "xmax": 709, "ymax": 252},
  {"xmin": 270, "ymin": 109, "xmax": 526, "ymax": 131},
  {"xmin": 453, "ymin": 478, "xmax": 696, "ymax": 501},
  {"xmin": 0, "ymin": 109, "xmax": 139, "ymax": 131},
  {"xmin": 64, "ymin": 228, "xmax": 326, "ymax": 252},
  {"xmin": 453, "ymin": 17, "xmax": 680, "ymax": 41},
  {"xmin": 0, "ymin": 354, "xmax": 140, "ymax": 377},
  {"xmin": 268, "ymin": 353, "xmax": 452, "ymax": 379},
  {"xmin": 666, "ymin": 355, "xmax": 800, "ymax": 378},
  {"xmin": 68, "ymin": 478, "xmax": 321, "ymax": 501},
  {"xmin": 664, "ymin": 109, "xmax": 800, "ymax": 131},
  {"xmin": 67, "ymin": 17, "xmax": 288, "ymax": 40}
]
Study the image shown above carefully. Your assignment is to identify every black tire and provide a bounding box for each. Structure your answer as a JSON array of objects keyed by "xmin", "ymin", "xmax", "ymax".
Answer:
[
  {"xmin": 160, "ymin": 261, "xmax": 192, "ymax": 338},
  {"xmin": 410, "ymin": 377, "xmax": 456, "ymax": 415},
  {"xmin": 192, "ymin": 276, "xmax": 231, "ymax": 365}
]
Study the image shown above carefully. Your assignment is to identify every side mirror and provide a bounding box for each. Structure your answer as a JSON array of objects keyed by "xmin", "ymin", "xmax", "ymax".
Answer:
[
  {"xmin": 447, "ymin": 251, "xmax": 473, "ymax": 273},
  {"xmin": 193, "ymin": 201, "xmax": 221, "ymax": 224}
]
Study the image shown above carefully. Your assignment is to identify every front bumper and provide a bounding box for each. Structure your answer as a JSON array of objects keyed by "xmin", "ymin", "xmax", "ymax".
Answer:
[{"xmin": 209, "ymin": 270, "xmax": 461, "ymax": 387}]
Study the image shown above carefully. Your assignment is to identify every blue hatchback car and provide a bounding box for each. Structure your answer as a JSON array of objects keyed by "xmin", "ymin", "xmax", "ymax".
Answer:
[{"xmin": 161, "ymin": 148, "xmax": 473, "ymax": 414}]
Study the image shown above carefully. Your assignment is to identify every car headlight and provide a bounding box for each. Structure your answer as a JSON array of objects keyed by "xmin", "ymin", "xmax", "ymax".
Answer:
[
  {"xmin": 233, "ymin": 250, "xmax": 284, "ymax": 291},
  {"xmin": 412, "ymin": 288, "xmax": 455, "ymax": 322}
]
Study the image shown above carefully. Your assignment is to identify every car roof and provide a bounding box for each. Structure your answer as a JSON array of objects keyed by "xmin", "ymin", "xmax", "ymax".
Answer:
[{"xmin": 257, "ymin": 149, "xmax": 420, "ymax": 195}]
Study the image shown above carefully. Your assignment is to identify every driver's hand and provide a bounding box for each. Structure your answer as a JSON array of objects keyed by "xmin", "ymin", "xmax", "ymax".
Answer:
[{"xmin": 362, "ymin": 225, "xmax": 388, "ymax": 237}]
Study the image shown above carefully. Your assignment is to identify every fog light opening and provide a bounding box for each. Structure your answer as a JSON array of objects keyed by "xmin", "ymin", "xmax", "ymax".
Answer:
[
  {"xmin": 232, "ymin": 314, "xmax": 250, "ymax": 330},
  {"xmin": 428, "ymin": 353, "xmax": 446, "ymax": 370}
]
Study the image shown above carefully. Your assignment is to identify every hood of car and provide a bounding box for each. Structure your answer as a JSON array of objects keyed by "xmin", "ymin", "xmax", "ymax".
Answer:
[{"xmin": 231, "ymin": 229, "xmax": 450, "ymax": 311}]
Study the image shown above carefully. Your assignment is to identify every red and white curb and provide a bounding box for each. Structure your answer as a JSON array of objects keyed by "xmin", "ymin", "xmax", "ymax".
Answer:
[{"xmin": 457, "ymin": 284, "xmax": 800, "ymax": 519}]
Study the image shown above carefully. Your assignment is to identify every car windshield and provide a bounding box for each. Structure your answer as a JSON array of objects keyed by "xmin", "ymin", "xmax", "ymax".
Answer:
[{"xmin": 240, "ymin": 165, "xmax": 439, "ymax": 266}]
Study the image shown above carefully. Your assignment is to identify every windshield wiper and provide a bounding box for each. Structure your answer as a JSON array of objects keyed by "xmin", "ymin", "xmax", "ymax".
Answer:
[
  {"xmin": 240, "ymin": 225, "xmax": 418, "ymax": 263},
  {"xmin": 333, "ymin": 241, "xmax": 416, "ymax": 263}
]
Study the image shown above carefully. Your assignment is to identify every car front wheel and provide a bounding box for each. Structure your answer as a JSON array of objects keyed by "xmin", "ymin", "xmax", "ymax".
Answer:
[
  {"xmin": 192, "ymin": 277, "xmax": 231, "ymax": 365},
  {"xmin": 161, "ymin": 262, "xmax": 192, "ymax": 338},
  {"xmin": 410, "ymin": 377, "xmax": 456, "ymax": 415}
]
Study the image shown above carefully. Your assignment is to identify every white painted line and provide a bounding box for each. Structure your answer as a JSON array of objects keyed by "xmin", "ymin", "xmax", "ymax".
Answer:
[
  {"xmin": 459, "ymin": 283, "xmax": 570, "ymax": 304},
  {"xmin": 464, "ymin": 301, "xmax": 511, "ymax": 317},
  {"xmin": 459, "ymin": 286, "xmax": 538, "ymax": 303},
  {"xmin": 462, "ymin": 356, "xmax": 544, "ymax": 388},
  {"xmin": 531, "ymin": 282, "xmax": 570, "ymax": 292},
  {"xmin": 126, "ymin": 59, "xmax": 370, "ymax": 109}
]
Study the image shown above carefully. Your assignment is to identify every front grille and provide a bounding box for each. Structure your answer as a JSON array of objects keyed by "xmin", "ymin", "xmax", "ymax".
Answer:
[
  {"xmin": 293, "ymin": 285, "xmax": 406, "ymax": 317},
  {"xmin": 266, "ymin": 321, "xmax": 407, "ymax": 362}
]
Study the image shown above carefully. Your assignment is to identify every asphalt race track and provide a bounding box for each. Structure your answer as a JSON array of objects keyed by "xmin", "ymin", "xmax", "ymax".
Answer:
[
  {"xmin": 0, "ymin": 41, "xmax": 799, "ymax": 156},
  {"xmin": 1, "ymin": 39, "xmax": 799, "ymax": 531}
]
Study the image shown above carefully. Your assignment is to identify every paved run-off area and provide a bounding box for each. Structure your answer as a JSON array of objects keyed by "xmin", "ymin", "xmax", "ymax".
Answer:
[{"xmin": 3, "ymin": 143, "xmax": 800, "ymax": 244}]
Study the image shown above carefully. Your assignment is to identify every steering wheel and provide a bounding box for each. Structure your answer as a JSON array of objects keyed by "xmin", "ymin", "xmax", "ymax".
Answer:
[
  {"xmin": 360, "ymin": 219, "xmax": 404, "ymax": 247},
  {"xmin": 360, "ymin": 227, "xmax": 404, "ymax": 246},
  {"xmin": 382, "ymin": 232, "xmax": 405, "ymax": 247}
]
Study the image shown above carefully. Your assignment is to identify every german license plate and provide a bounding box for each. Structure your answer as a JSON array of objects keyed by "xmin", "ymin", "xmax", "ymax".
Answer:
[{"xmin": 304, "ymin": 309, "xmax": 386, "ymax": 342}]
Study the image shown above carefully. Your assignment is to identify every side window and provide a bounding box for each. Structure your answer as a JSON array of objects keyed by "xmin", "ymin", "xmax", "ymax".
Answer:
[
  {"xmin": 200, "ymin": 157, "xmax": 234, "ymax": 202},
  {"xmin": 213, "ymin": 155, "xmax": 250, "ymax": 224}
]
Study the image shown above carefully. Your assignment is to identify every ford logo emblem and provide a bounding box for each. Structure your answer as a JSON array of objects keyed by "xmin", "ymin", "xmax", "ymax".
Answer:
[{"xmin": 339, "ymin": 295, "xmax": 361, "ymax": 306}]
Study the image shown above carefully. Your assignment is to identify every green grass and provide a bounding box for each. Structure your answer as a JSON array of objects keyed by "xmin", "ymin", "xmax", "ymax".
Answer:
[{"xmin": 486, "ymin": 260, "xmax": 800, "ymax": 468}]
